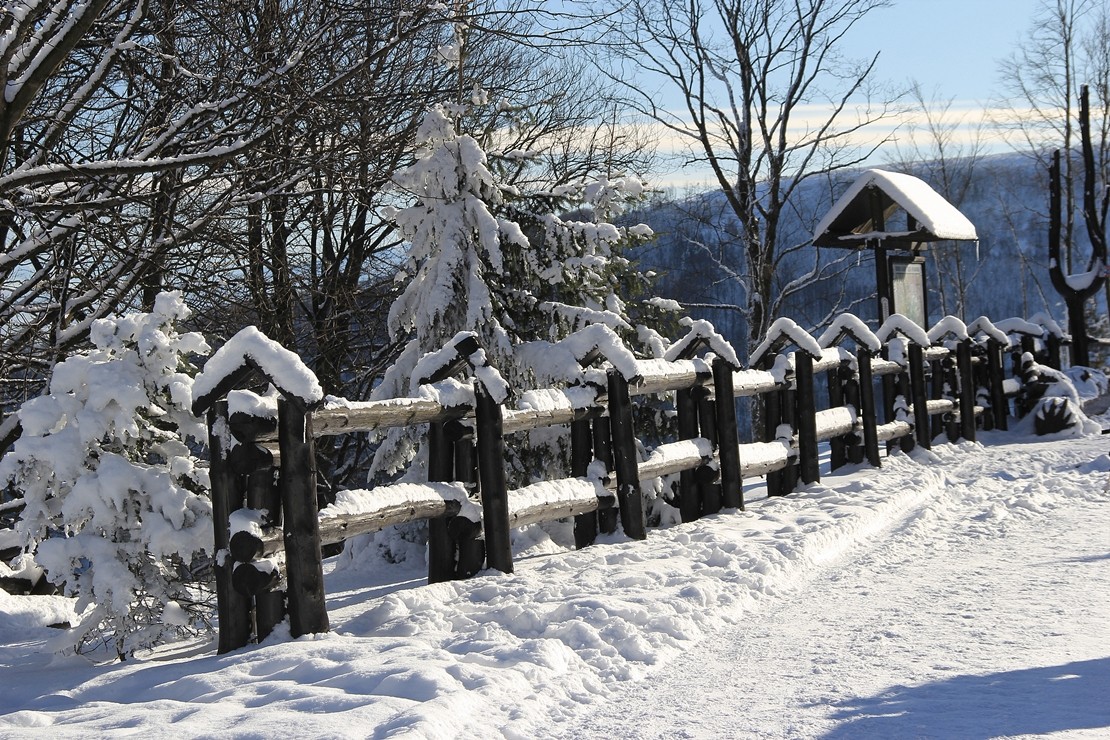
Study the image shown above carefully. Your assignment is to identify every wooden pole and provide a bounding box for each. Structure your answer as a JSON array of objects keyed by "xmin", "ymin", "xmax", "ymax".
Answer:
[
  {"xmin": 857, "ymin": 350, "xmax": 881, "ymax": 468},
  {"xmin": 475, "ymin": 382, "xmax": 513, "ymax": 574},
  {"xmin": 764, "ymin": 377, "xmax": 785, "ymax": 497},
  {"xmin": 278, "ymin": 399, "xmax": 329, "ymax": 638},
  {"xmin": 908, "ymin": 344, "xmax": 931, "ymax": 450},
  {"xmin": 957, "ymin": 340, "xmax": 977, "ymax": 442},
  {"xmin": 244, "ymin": 445, "xmax": 284, "ymax": 641},
  {"xmin": 452, "ymin": 431, "xmax": 484, "ymax": 579},
  {"xmin": 828, "ymin": 362, "xmax": 847, "ymax": 471},
  {"xmin": 606, "ymin": 370, "xmax": 646, "ymax": 540},
  {"xmin": 712, "ymin": 358, "xmax": 743, "ymax": 510},
  {"xmin": 208, "ymin": 402, "xmax": 253, "ymax": 653},
  {"xmin": 675, "ymin": 386, "xmax": 701, "ymax": 522},
  {"xmin": 988, "ymin": 341, "xmax": 1009, "ymax": 431},
  {"xmin": 695, "ymin": 386, "xmax": 722, "ymax": 515},
  {"xmin": 795, "ymin": 352, "xmax": 819, "ymax": 485},
  {"xmin": 427, "ymin": 420, "xmax": 457, "ymax": 584},
  {"xmin": 571, "ymin": 417, "xmax": 598, "ymax": 549},
  {"xmin": 592, "ymin": 416, "xmax": 618, "ymax": 535}
]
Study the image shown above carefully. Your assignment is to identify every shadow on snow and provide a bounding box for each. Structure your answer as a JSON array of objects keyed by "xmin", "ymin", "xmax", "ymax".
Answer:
[{"xmin": 820, "ymin": 657, "xmax": 1110, "ymax": 739}]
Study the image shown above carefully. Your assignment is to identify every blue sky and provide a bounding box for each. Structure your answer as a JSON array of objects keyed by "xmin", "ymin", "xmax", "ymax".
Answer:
[{"xmin": 852, "ymin": 0, "xmax": 1043, "ymax": 105}]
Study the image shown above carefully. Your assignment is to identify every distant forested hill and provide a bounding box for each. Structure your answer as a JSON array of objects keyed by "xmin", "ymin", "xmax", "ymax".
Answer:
[{"xmin": 633, "ymin": 152, "xmax": 1100, "ymax": 357}]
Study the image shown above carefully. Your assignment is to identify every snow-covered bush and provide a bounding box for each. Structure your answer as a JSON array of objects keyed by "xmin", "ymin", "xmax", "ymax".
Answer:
[{"xmin": 0, "ymin": 292, "xmax": 213, "ymax": 659}]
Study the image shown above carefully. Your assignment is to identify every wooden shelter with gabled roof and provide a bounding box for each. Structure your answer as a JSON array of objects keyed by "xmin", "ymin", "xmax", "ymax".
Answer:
[{"xmin": 811, "ymin": 168, "xmax": 979, "ymax": 326}]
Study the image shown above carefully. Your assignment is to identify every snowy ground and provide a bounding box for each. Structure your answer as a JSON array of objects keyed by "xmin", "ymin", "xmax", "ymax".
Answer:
[{"xmin": 1, "ymin": 429, "xmax": 1108, "ymax": 739}]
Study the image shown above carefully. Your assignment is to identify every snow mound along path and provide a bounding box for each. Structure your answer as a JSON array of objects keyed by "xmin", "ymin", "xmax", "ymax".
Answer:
[{"xmin": 1, "ymin": 434, "xmax": 1108, "ymax": 738}]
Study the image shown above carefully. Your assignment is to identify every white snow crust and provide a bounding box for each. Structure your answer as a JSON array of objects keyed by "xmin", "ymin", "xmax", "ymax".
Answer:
[
  {"xmin": 3, "ymin": 432, "xmax": 1109, "ymax": 738},
  {"xmin": 193, "ymin": 326, "xmax": 323, "ymax": 406}
]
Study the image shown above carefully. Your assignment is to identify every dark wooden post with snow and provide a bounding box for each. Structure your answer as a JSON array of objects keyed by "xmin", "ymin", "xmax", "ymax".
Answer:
[
  {"xmin": 908, "ymin": 343, "xmax": 931, "ymax": 450},
  {"xmin": 956, "ymin": 339, "xmax": 976, "ymax": 441},
  {"xmin": 795, "ymin": 351, "xmax": 820, "ymax": 484},
  {"xmin": 475, "ymin": 381, "xmax": 513, "ymax": 574},
  {"xmin": 207, "ymin": 401, "xmax": 253, "ymax": 654},
  {"xmin": 676, "ymin": 386, "xmax": 701, "ymax": 522},
  {"xmin": 571, "ymin": 417, "xmax": 597, "ymax": 549},
  {"xmin": 828, "ymin": 361, "xmax": 848, "ymax": 470},
  {"xmin": 712, "ymin": 358, "xmax": 743, "ymax": 510},
  {"xmin": 695, "ymin": 385, "xmax": 722, "ymax": 514},
  {"xmin": 278, "ymin": 399, "xmax": 329, "ymax": 637},
  {"xmin": 427, "ymin": 420, "xmax": 457, "ymax": 583},
  {"xmin": 857, "ymin": 349, "xmax": 881, "ymax": 467},
  {"xmin": 592, "ymin": 416, "xmax": 619, "ymax": 535},
  {"xmin": 606, "ymin": 369, "xmax": 646, "ymax": 540},
  {"xmin": 987, "ymin": 339, "xmax": 1009, "ymax": 430}
]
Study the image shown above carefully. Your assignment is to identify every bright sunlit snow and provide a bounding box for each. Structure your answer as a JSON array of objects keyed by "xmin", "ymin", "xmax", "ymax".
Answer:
[{"xmin": 2, "ymin": 429, "xmax": 1107, "ymax": 738}]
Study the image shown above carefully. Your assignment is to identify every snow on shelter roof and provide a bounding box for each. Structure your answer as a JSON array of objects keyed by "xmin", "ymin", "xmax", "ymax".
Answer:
[{"xmin": 812, "ymin": 169, "xmax": 978, "ymax": 248}]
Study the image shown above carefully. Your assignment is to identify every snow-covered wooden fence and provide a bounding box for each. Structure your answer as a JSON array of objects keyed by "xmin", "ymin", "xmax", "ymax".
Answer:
[{"xmin": 191, "ymin": 312, "xmax": 1069, "ymax": 653}]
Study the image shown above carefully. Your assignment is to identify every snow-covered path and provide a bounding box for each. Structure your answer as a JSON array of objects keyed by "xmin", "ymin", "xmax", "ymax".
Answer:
[
  {"xmin": 559, "ymin": 438, "xmax": 1110, "ymax": 739},
  {"xmin": 1, "ymin": 433, "xmax": 1107, "ymax": 738}
]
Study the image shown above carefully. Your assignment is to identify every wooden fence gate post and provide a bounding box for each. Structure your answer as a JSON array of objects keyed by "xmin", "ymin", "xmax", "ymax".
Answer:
[
  {"xmin": 908, "ymin": 343, "xmax": 931, "ymax": 450},
  {"xmin": 277, "ymin": 399, "xmax": 329, "ymax": 638},
  {"xmin": 208, "ymin": 401, "xmax": 253, "ymax": 654}
]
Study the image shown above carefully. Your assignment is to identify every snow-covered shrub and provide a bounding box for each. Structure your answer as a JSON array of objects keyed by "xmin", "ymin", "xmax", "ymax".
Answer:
[{"xmin": 0, "ymin": 292, "xmax": 213, "ymax": 659}]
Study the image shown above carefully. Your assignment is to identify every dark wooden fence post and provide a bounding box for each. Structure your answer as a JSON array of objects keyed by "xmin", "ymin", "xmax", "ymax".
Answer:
[
  {"xmin": 208, "ymin": 401, "xmax": 253, "ymax": 654},
  {"xmin": 857, "ymin": 349, "xmax": 881, "ymax": 467},
  {"xmin": 764, "ymin": 366, "xmax": 786, "ymax": 497},
  {"xmin": 676, "ymin": 386, "xmax": 701, "ymax": 522},
  {"xmin": 571, "ymin": 417, "xmax": 597, "ymax": 549},
  {"xmin": 592, "ymin": 416, "xmax": 619, "ymax": 535},
  {"xmin": 908, "ymin": 343, "xmax": 931, "ymax": 450},
  {"xmin": 695, "ymin": 386, "xmax": 722, "ymax": 514},
  {"xmin": 451, "ymin": 428, "xmax": 484, "ymax": 579},
  {"xmin": 277, "ymin": 398, "xmax": 329, "ymax": 638},
  {"xmin": 607, "ymin": 369, "xmax": 646, "ymax": 540},
  {"xmin": 829, "ymin": 361, "xmax": 848, "ymax": 471},
  {"xmin": 427, "ymin": 420, "xmax": 457, "ymax": 583},
  {"xmin": 795, "ymin": 352, "xmax": 819, "ymax": 485},
  {"xmin": 238, "ymin": 425, "xmax": 283, "ymax": 642},
  {"xmin": 712, "ymin": 358, "xmax": 743, "ymax": 510},
  {"xmin": 474, "ymin": 382, "xmax": 513, "ymax": 574},
  {"xmin": 957, "ymin": 339, "xmax": 977, "ymax": 442},
  {"xmin": 988, "ymin": 339, "xmax": 1009, "ymax": 430},
  {"xmin": 942, "ymin": 354, "xmax": 960, "ymax": 442}
]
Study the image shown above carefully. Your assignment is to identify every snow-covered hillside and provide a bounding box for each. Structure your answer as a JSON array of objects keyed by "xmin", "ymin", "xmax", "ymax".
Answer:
[
  {"xmin": 1, "ymin": 427, "xmax": 1107, "ymax": 738},
  {"xmin": 637, "ymin": 153, "xmax": 1088, "ymax": 355}
]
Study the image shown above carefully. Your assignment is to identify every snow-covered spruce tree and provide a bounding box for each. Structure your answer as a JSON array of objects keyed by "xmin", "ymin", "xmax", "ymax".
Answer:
[
  {"xmin": 368, "ymin": 96, "xmax": 659, "ymax": 480},
  {"xmin": 0, "ymin": 292, "xmax": 213, "ymax": 660}
]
